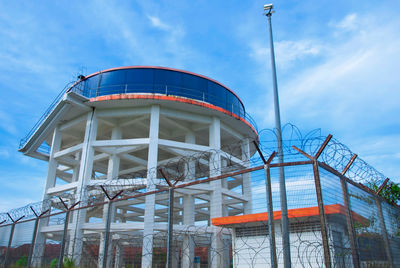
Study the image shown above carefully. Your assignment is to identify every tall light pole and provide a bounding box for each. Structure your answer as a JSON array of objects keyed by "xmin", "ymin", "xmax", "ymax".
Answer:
[{"xmin": 264, "ymin": 4, "xmax": 291, "ymax": 268}]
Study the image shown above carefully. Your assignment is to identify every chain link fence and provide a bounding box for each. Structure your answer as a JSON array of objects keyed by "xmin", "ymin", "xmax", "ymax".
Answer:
[{"xmin": 1, "ymin": 128, "xmax": 399, "ymax": 268}]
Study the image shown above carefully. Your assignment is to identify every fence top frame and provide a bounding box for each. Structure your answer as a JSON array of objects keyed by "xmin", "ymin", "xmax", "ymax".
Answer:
[{"xmin": 1, "ymin": 133, "xmax": 399, "ymax": 227}]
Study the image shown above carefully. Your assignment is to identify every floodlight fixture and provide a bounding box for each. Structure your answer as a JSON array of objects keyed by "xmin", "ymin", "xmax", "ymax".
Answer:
[{"xmin": 264, "ymin": 4, "xmax": 273, "ymax": 11}]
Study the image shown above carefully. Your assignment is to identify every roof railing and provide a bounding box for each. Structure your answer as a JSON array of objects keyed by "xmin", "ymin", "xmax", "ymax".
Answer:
[{"xmin": 19, "ymin": 81, "xmax": 76, "ymax": 150}]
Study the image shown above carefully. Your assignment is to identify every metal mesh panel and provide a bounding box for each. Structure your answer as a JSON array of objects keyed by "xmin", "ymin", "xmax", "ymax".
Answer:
[
  {"xmin": 347, "ymin": 183, "xmax": 389, "ymax": 267},
  {"xmin": 381, "ymin": 201, "xmax": 400, "ymax": 266},
  {"xmin": 1, "ymin": 133, "xmax": 400, "ymax": 268}
]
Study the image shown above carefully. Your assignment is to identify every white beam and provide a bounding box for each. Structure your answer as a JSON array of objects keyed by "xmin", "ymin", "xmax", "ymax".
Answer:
[
  {"xmin": 97, "ymin": 107, "xmax": 150, "ymax": 118},
  {"xmin": 60, "ymin": 115, "xmax": 87, "ymax": 131},
  {"xmin": 99, "ymin": 118, "xmax": 116, "ymax": 127},
  {"xmin": 92, "ymin": 138, "xmax": 149, "ymax": 148},
  {"xmin": 47, "ymin": 182, "xmax": 79, "ymax": 195},
  {"xmin": 120, "ymin": 115, "xmax": 148, "ymax": 127},
  {"xmin": 162, "ymin": 116, "xmax": 192, "ymax": 132},
  {"xmin": 119, "ymin": 154, "xmax": 147, "ymax": 166},
  {"xmin": 65, "ymin": 93, "xmax": 91, "ymax": 112},
  {"xmin": 161, "ymin": 107, "xmax": 211, "ymax": 124},
  {"xmin": 158, "ymin": 139, "xmax": 210, "ymax": 152},
  {"xmin": 221, "ymin": 122, "xmax": 244, "ymax": 140},
  {"xmin": 54, "ymin": 143, "xmax": 83, "ymax": 159},
  {"xmin": 221, "ymin": 189, "xmax": 248, "ymax": 202}
]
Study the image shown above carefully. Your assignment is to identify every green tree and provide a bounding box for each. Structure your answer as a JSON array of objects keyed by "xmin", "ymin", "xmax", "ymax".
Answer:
[
  {"xmin": 368, "ymin": 181, "xmax": 400, "ymax": 205},
  {"xmin": 16, "ymin": 255, "xmax": 28, "ymax": 267},
  {"xmin": 50, "ymin": 258, "xmax": 58, "ymax": 268},
  {"xmin": 63, "ymin": 257, "xmax": 75, "ymax": 268}
]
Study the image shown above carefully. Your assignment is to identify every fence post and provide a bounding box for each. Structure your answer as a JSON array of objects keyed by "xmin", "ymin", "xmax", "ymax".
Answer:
[
  {"xmin": 166, "ymin": 187, "xmax": 175, "ymax": 268},
  {"xmin": 58, "ymin": 210, "xmax": 70, "ymax": 268},
  {"xmin": 375, "ymin": 198, "xmax": 394, "ymax": 268},
  {"xmin": 339, "ymin": 154, "xmax": 361, "ymax": 268},
  {"xmin": 101, "ymin": 202, "xmax": 113, "ymax": 268},
  {"xmin": 4, "ymin": 224, "xmax": 15, "ymax": 268},
  {"xmin": 265, "ymin": 163, "xmax": 278, "ymax": 268},
  {"xmin": 293, "ymin": 134, "xmax": 333, "ymax": 268},
  {"xmin": 57, "ymin": 197, "xmax": 80, "ymax": 268},
  {"xmin": 254, "ymin": 142, "xmax": 278, "ymax": 268},
  {"xmin": 312, "ymin": 160, "xmax": 332, "ymax": 268},
  {"xmin": 340, "ymin": 179, "xmax": 361, "ymax": 268},
  {"xmin": 27, "ymin": 207, "xmax": 49, "ymax": 268},
  {"xmin": 4, "ymin": 214, "xmax": 24, "ymax": 268},
  {"xmin": 99, "ymin": 186, "xmax": 123, "ymax": 268},
  {"xmin": 159, "ymin": 169, "xmax": 183, "ymax": 268}
]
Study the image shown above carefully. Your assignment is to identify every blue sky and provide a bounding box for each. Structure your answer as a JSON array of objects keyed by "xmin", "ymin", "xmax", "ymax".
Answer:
[{"xmin": 0, "ymin": 0, "xmax": 399, "ymax": 211}]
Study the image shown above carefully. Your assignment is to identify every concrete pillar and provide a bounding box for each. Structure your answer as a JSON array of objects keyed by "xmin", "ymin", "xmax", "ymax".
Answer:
[
  {"xmin": 241, "ymin": 138, "xmax": 252, "ymax": 214},
  {"xmin": 33, "ymin": 126, "xmax": 62, "ymax": 266},
  {"xmin": 141, "ymin": 105, "xmax": 160, "ymax": 268},
  {"xmin": 70, "ymin": 110, "xmax": 98, "ymax": 264},
  {"xmin": 209, "ymin": 117, "xmax": 224, "ymax": 268},
  {"xmin": 181, "ymin": 132, "xmax": 196, "ymax": 268},
  {"xmin": 71, "ymin": 151, "xmax": 81, "ymax": 182},
  {"xmin": 67, "ymin": 152, "xmax": 81, "ymax": 257},
  {"xmin": 98, "ymin": 126, "xmax": 122, "ymax": 267},
  {"xmin": 182, "ymin": 234, "xmax": 195, "ymax": 268},
  {"xmin": 114, "ymin": 242, "xmax": 123, "ymax": 268}
]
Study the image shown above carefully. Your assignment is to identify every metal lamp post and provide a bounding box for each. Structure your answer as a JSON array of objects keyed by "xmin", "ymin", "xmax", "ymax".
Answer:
[{"xmin": 264, "ymin": 4, "xmax": 291, "ymax": 268}]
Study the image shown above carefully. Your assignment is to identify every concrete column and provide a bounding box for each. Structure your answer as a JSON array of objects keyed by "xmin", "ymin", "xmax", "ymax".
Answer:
[
  {"xmin": 241, "ymin": 138, "xmax": 252, "ymax": 214},
  {"xmin": 114, "ymin": 242, "xmax": 123, "ymax": 268},
  {"xmin": 70, "ymin": 110, "xmax": 98, "ymax": 264},
  {"xmin": 141, "ymin": 105, "xmax": 160, "ymax": 268},
  {"xmin": 33, "ymin": 126, "xmax": 62, "ymax": 266},
  {"xmin": 44, "ymin": 126, "xmax": 62, "ymax": 194},
  {"xmin": 67, "ymin": 152, "xmax": 81, "ymax": 257},
  {"xmin": 71, "ymin": 152, "xmax": 81, "ymax": 182},
  {"xmin": 209, "ymin": 117, "xmax": 224, "ymax": 268},
  {"xmin": 98, "ymin": 126, "xmax": 122, "ymax": 267},
  {"xmin": 182, "ymin": 132, "xmax": 195, "ymax": 268},
  {"xmin": 107, "ymin": 126, "xmax": 122, "ymax": 180},
  {"xmin": 232, "ymin": 228, "xmax": 237, "ymax": 268}
]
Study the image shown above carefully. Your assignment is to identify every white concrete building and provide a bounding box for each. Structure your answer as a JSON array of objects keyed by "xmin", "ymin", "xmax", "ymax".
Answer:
[
  {"xmin": 19, "ymin": 66, "xmax": 258, "ymax": 267},
  {"xmin": 212, "ymin": 204, "xmax": 368, "ymax": 268}
]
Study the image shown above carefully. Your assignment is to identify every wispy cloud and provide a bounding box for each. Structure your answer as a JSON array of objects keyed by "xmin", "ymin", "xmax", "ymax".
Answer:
[
  {"xmin": 147, "ymin": 15, "xmax": 171, "ymax": 31},
  {"xmin": 332, "ymin": 13, "xmax": 359, "ymax": 31},
  {"xmin": 250, "ymin": 39, "xmax": 322, "ymax": 70}
]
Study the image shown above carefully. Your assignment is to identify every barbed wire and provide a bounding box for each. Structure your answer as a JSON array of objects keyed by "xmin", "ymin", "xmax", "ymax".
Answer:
[{"xmin": 0, "ymin": 125, "xmax": 395, "ymax": 225}]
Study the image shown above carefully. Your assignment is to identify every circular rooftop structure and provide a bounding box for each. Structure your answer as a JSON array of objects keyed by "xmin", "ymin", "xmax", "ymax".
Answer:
[
  {"xmin": 68, "ymin": 66, "xmax": 253, "ymax": 127},
  {"xmin": 20, "ymin": 66, "xmax": 258, "ymax": 158}
]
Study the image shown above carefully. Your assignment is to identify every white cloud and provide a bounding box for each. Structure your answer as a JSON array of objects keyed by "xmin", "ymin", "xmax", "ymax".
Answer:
[
  {"xmin": 147, "ymin": 15, "xmax": 171, "ymax": 31},
  {"xmin": 80, "ymin": 1, "xmax": 190, "ymax": 68},
  {"xmin": 250, "ymin": 39, "xmax": 322, "ymax": 69},
  {"xmin": 253, "ymin": 12, "xmax": 400, "ymax": 135},
  {"xmin": 333, "ymin": 13, "xmax": 359, "ymax": 31}
]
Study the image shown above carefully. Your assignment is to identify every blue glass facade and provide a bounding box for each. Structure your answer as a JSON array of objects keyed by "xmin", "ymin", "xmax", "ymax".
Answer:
[{"xmin": 69, "ymin": 67, "xmax": 245, "ymax": 118}]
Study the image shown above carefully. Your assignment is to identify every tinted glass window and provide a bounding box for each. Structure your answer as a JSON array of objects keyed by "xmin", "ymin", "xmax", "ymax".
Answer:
[
  {"xmin": 153, "ymin": 69, "xmax": 167, "ymax": 94},
  {"xmin": 226, "ymin": 92, "xmax": 235, "ymax": 113},
  {"xmin": 83, "ymin": 75, "xmax": 100, "ymax": 98},
  {"xmin": 101, "ymin": 70, "xmax": 126, "ymax": 86},
  {"xmin": 100, "ymin": 70, "xmax": 126, "ymax": 95},
  {"xmin": 182, "ymin": 73, "xmax": 207, "ymax": 100},
  {"xmin": 164, "ymin": 70, "xmax": 182, "ymax": 96},
  {"xmin": 126, "ymin": 69, "xmax": 154, "ymax": 92},
  {"xmin": 208, "ymin": 82, "xmax": 226, "ymax": 108},
  {"xmin": 74, "ymin": 68, "xmax": 245, "ymax": 118}
]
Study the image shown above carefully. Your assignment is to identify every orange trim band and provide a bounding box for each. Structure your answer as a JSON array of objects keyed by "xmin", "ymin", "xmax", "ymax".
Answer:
[
  {"xmin": 211, "ymin": 204, "xmax": 368, "ymax": 226},
  {"xmin": 89, "ymin": 93, "xmax": 258, "ymax": 136}
]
